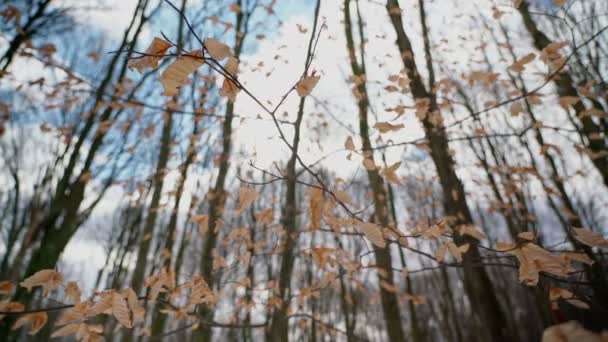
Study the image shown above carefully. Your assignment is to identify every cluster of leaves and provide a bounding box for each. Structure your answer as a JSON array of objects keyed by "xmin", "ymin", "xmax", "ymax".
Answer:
[{"xmin": 0, "ymin": 268, "xmax": 214, "ymax": 340}]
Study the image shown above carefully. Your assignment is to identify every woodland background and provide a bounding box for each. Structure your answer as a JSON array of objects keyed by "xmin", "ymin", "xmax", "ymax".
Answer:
[{"xmin": 1, "ymin": 0, "xmax": 608, "ymax": 341}]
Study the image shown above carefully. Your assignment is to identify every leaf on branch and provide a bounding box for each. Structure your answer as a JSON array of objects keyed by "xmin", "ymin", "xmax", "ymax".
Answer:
[
  {"xmin": 334, "ymin": 190, "xmax": 353, "ymax": 205},
  {"xmin": 56, "ymin": 301, "xmax": 92, "ymax": 326},
  {"xmin": 0, "ymin": 300, "xmax": 24, "ymax": 320},
  {"xmin": 459, "ymin": 225, "xmax": 487, "ymax": 241},
  {"xmin": 255, "ymin": 208, "xmax": 274, "ymax": 224},
  {"xmin": 205, "ymin": 38, "xmax": 232, "ymax": 61},
  {"xmin": 20, "ymin": 269, "xmax": 64, "ymax": 296},
  {"xmin": 0, "ymin": 280, "xmax": 14, "ymax": 295},
  {"xmin": 12, "ymin": 312, "xmax": 48, "ymax": 335},
  {"xmin": 235, "ymin": 186, "xmax": 258, "ymax": 215},
  {"xmin": 128, "ymin": 37, "xmax": 172, "ymax": 73},
  {"xmin": 309, "ymin": 187, "xmax": 324, "ymax": 230},
  {"xmin": 560, "ymin": 251, "xmax": 593, "ymax": 265},
  {"xmin": 219, "ymin": 57, "xmax": 240, "ymax": 102},
  {"xmin": 64, "ymin": 281, "xmax": 81, "ymax": 303},
  {"xmin": 381, "ymin": 161, "xmax": 401, "ymax": 184},
  {"xmin": 573, "ymin": 228, "xmax": 608, "ymax": 248},
  {"xmin": 518, "ymin": 231, "xmax": 536, "ymax": 241},
  {"xmin": 542, "ymin": 321, "xmax": 602, "ymax": 342},
  {"xmin": 344, "ymin": 136, "xmax": 355, "ymax": 151},
  {"xmin": 508, "ymin": 243, "xmax": 571, "ymax": 286},
  {"xmin": 296, "ymin": 73, "xmax": 320, "ymax": 97},
  {"xmin": 160, "ymin": 50, "xmax": 205, "ymax": 97},
  {"xmin": 374, "ymin": 121, "xmax": 404, "ymax": 133},
  {"xmin": 508, "ymin": 53, "xmax": 536, "ymax": 73},
  {"xmin": 51, "ymin": 323, "xmax": 80, "ymax": 338},
  {"xmin": 311, "ymin": 247, "xmax": 334, "ymax": 268},
  {"xmin": 123, "ymin": 288, "xmax": 145, "ymax": 324},
  {"xmin": 355, "ymin": 222, "xmax": 386, "ymax": 248},
  {"xmin": 112, "ymin": 292, "xmax": 132, "ymax": 328}
]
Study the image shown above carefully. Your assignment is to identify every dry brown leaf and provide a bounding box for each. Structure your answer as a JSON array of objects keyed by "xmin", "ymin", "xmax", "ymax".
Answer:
[
  {"xmin": 12, "ymin": 312, "xmax": 47, "ymax": 335},
  {"xmin": 51, "ymin": 323, "xmax": 80, "ymax": 338},
  {"xmin": 309, "ymin": 187, "xmax": 324, "ymax": 230},
  {"xmin": 435, "ymin": 244, "xmax": 448, "ymax": 263},
  {"xmin": 235, "ymin": 186, "xmax": 258, "ymax": 215},
  {"xmin": 344, "ymin": 136, "xmax": 355, "ymax": 151},
  {"xmin": 0, "ymin": 280, "xmax": 14, "ymax": 295},
  {"xmin": 460, "ymin": 225, "xmax": 487, "ymax": 241},
  {"xmin": 542, "ymin": 321, "xmax": 603, "ymax": 342},
  {"xmin": 334, "ymin": 190, "xmax": 352, "ymax": 205},
  {"xmin": 55, "ymin": 301, "xmax": 92, "ymax": 326},
  {"xmin": 518, "ymin": 231, "xmax": 536, "ymax": 241},
  {"xmin": 112, "ymin": 293, "xmax": 132, "ymax": 328},
  {"xmin": 356, "ymin": 222, "xmax": 386, "ymax": 248},
  {"xmin": 296, "ymin": 74, "xmax": 320, "ymax": 97},
  {"xmin": 382, "ymin": 162, "xmax": 401, "ymax": 185},
  {"xmin": 20, "ymin": 269, "xmax": 63, "ymax": 296},
  {"xmin": 160, "ymin": 50, "xmax": 204, "ymax": 97},
  {"xmin": 508, "ymin": 53, "xmax": 536, "ymax": 73},
  {"xmin": 573, "ymin": 228, "xmax": 608, "ymax": 248},
  {"xmin": 255, "ymin": 208, "xmax": 274, "ymax": 224},
  {"xmin": 128, "ymin": 37, "xmax": 172, "ymax": 73},
  {"xmin": 124, "ymin": 288, "xmax": 145, "ymax": 324},
  {"xmin": 0, "ymin": 300, "xmax": 24, "ymax": 320},
  {"xmin": 64, "ymin": 281, "xmax": 81, "ymax": 303},
  {"xmin": 205, "ymin": 38, "xmax": 231, "ymax": 61},
  {"xmin": 374, "ymin": 121, "xmax": 404, "ymax": 133},
  {"xmin": 509, "ymin": 243, "xmax": 571, "ymax": 285},
  {"xmin": 311, "ymin": 247, "xmax": 334, "ymax": 268}
]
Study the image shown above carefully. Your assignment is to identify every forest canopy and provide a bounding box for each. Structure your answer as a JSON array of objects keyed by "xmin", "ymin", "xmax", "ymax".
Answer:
[{"xmin": 1, "ymin": 0, "xmax": 608, "ymax": 341}]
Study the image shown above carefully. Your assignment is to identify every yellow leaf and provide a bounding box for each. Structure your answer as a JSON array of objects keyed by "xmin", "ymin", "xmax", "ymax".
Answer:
[
  {"xmin": 12, "ymin": 312, "xmax": 47, "ymax": 335},
  {"xmin": 128, "ymin": 37, "xmax": 172, "ymax": 73},
  {"xmin": 20, "ymin": 269, "xmax": 63, "ymax": 296},
  {"xmin": 235, "ymin": 186, "xmax": 257, "ymax": 215},
  {"xmin": 573, "ymin": 228, "xmax": 608, "ymax": 248},
  {"xmin": 205, "ymin": 38, "xmax": 231, "ymax": 61},
  {"xmin": 356, "ymin": 222, "xmax": 386, "ymax": 248},
  {"xmin": 296, "ymin": 74, "xmax": 320, "ymax": 97},
  {"xmin": 160, "ymin": 50, "xmax": 204, "ymax": 97},
  {"xmin": 374, "ymin": 121, "xmax": 404, "ymax": 133}
]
